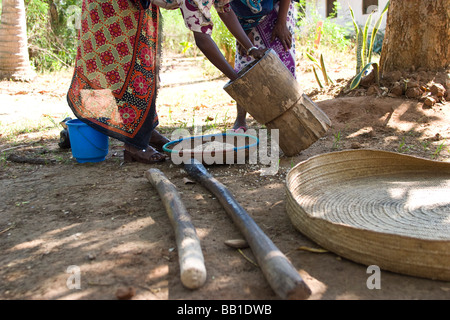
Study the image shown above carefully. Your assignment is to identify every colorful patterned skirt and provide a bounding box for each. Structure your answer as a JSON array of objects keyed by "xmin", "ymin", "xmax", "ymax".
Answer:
[
  {"xmin": 234, "ymin": 1, "xmax": 297, "ymax": 77},
  {"xmin": 67, "ymin": 0, "xmax": 161, "ymax": 150}
]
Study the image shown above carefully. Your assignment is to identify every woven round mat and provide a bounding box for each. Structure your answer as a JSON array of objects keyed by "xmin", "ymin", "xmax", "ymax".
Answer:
[{"xmin": 285, "ymin": 149, "xmax": 450, "ymax": 281}]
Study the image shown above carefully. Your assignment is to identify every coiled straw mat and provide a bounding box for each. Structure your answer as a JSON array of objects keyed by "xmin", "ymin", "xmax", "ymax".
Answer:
[{"xmin": 285, "ymin": 149, "xmax": 450, "ymax": 281}]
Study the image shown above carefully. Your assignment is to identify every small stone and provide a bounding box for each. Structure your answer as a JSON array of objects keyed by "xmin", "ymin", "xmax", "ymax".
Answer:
[
  {"xmin": 408, "ymin": 80, "xmax": 420, "ymax": 88},
  {"xmin": 384, "ymin": 70, "xmax": 403, "ymax": 82},
  {"xmin": 360, "ymin": 70, "xmax": 375, "ymax": 88},
  {"xmin": 430, "ymin": 133, "xmax": 442, "ymax": 141},
  {"xmin": 183, "ymin": 177, "xmax": 195, "ymax": 184},
  {"xmin": 390, "ymin": 84, "xmax": 403, "ymax": 97},
  {"xmin": 367, "ymin": 85, "xmax": 381, "ymax": 96},
  {"xmin": 115, "ymin": 286, "xmax": 135, "ymax": 300},
  {"xmin": 224, "ymin": 239, "xmax": 249, "ymax": 249},
  {"xmin": 423, "ymin": 96, "xmax": 436, "ymax": 108},
  {"xmin": 430, "ymin": 83, "xmax": 446, "ymax": 98},
  {"xmin": 405, "ymin": 87, "xmax": 422, "ymax": 99},
  {"xmin": 86, "ymin": 253, "xmax": 96, "ymax": 261}
]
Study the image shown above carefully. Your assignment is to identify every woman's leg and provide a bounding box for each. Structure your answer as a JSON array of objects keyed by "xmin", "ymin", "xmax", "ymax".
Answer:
[
  {"xmin": 148, "ymin": 129, "xmax": 170, "ymax": 152},
  {"xmin": 233, "ymin": 105, "xmax": 247, "ymax": 131}
]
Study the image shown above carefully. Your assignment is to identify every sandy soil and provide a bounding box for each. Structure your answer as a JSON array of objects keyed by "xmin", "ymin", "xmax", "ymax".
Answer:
[{"xmin": 1, "ymin": 53, "xmax": 449, "ymax": 301}]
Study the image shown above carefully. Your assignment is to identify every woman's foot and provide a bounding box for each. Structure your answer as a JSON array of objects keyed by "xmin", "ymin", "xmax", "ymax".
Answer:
[
  {"xmin": 230, "ymin": 125, "xmax": 248, "ymax": 133},
  {"xmin": 149, "ymin": 130, "xmax": 170, "ymax": 152},
  {"xmin": 124, "ymin": 144, "xmax": 166, "ymax": 164},
  {"xmin": 232, "ymin": 105, "xmax": 248, "ymax": 132}
]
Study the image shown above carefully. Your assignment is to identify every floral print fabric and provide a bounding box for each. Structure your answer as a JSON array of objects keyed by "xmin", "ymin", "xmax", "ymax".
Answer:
[
  {"xmin": 234, "ymin": 1, "xmax": 297, "ymax": 77},
  {"xmin": 151, "ymin": 0, "xmax": 232, "ymax": 35},
  {"xmin": 67, "ymin": 0, "xmax": 160, "ymax": 149}
]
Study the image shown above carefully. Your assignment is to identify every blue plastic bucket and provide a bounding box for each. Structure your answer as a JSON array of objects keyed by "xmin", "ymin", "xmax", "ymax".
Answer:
[{"xmin": 66, "ymin": 119, "xmax": 109, "ymax": 163}]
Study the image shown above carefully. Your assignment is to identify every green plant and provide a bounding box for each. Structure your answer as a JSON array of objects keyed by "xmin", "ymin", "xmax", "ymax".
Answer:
[
  {"xmin": 222, "ymin": 109, "xmax": 229, "ymax": 127},
  {"xmin": 210, "ymin": 10, "xmax": 235, "ymax": 65},
  {"xmin": 306, "ymin": 52, "xmax": 333, "ymax": 88},
  {"xmin": 179, "ymin": 41, "xmax": 194, "ymax": 55},
  {"xmin": 176, "ymin": 119, "xmax": 189, "ymax": 130},
  {"xmin": 431, "ymin": 140, "xmax": 446, "ymax": 159},
  {"xmin": 161, "ymin": 9, "xmax": 235, "ymax": 62},
  {"xmin": 204, "ymin": 113, "xmax": 220, "ymax": 132},
  {"xmin": 397, "ymin": 137, "xmax": 411, "ymax": 153},
  {"xmin": 167, "ymin": 105, "xmax": 174, "ymax": 125},
  {"xmin": 332, "ymin": 131, "xmax": 342, "ymax": 149},
  {"xmin": 421, "ymin": 140, "xmax": 431, "ymax": 152},
  {"xmin": 0, "ymin": 116, "xmax": 60, "ymax": 142},
  {"xmin": 349, "ymin": 62, "xmax": 380, "ymax": 90},
  {"xmin": 370, "ymin": 30, "xmax": 385, "ymax": 54},
  {"xmin": 349, "ymin": 1, "xmax": 389, "ymax": 90},
  {"xmin": 26, "ymin": 0, "xmax": 81, "ymax": 72},
  {"xmin": 42, "ymin": 114, "xmax": 61, "ymax": 128},
  {"xmin": 296, "ymin": 1, "xmax": 352, "ymax": 52},
  {"xmin": 161, "ymin": 10, "xmax": 192, "ymax": 54}
]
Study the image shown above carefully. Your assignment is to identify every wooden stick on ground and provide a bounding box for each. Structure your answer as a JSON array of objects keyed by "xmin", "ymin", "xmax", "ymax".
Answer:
[
  {"xmin": 184, "ymin": 159, "xmax": 312, "ymax": 300},
  {"xmin": 145, "ymin": 168, "xmax": 207, "ymax": 289},
  {"xmin": 7, "ymin": 154, "xmax": 55, "ymax": 165}
]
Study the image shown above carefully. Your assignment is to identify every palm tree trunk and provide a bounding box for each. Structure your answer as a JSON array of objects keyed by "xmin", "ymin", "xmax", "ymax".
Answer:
[{"xmin": 0, "ymin": 0, "xmax": 36, "ymax": 81}]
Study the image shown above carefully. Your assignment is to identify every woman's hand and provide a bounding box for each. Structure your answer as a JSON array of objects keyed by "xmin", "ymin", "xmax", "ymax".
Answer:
[
  {"xmin": 236, "ymin": 38, "xmax": 267, "ymax": 59},
  {"xmin": 249, "ymin": 47, "xmax": 268, "ymax": 59},
  {"xmin": 271, "ymin": 0, "xmax": 292, "ymax": 52},
  {"xmin": 271, "ymin": 21, "xmax": 292, "ymax": 51},
  {"xmin": 218, "ymin": 11, "xmax": 268, "ymax": 60}
]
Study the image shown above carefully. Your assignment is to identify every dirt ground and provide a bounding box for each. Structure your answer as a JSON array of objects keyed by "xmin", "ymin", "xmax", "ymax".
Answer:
[{"xmin": 1, "ymin": 52, "xmax": 450, "ymax": 301}]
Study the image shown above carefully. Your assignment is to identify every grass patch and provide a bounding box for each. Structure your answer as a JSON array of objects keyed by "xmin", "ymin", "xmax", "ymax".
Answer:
[{"xmin": 0, "ymin": 116, "xmax": 61, "ymax": 144}]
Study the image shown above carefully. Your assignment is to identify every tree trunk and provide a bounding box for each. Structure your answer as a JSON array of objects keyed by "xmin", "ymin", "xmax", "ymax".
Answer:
[
  {"xmin": 0, "ymin": 0, "xmax": 36, "ymax": 81},
  {"xmin": 380, "ymin": 0, "xmax": 450, "ymax": 75}
]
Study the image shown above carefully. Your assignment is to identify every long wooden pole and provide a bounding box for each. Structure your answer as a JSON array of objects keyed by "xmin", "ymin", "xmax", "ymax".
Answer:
[
  {"xmin": 145, "ymin": 168, "xmax": 207, "ymax": 289},
  {"xmin": 184, "ymin": 159, "xmax": 311, "ymax": 300}
]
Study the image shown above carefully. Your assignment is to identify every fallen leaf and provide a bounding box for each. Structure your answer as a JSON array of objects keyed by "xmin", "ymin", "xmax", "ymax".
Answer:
[
  {"xmin": 296, "ymin": 246, "xmax": 328, "ymax": 253},
  {"xmin": 238, "ymin": 249, "xmax": 258, "ymax": 267},
  {"xmin": 193, "ymin": 104, "xmax": 207, "ymax": 110}
]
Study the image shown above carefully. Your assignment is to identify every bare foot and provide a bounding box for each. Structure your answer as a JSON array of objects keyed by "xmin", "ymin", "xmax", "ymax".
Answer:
[{"xmin": 232, "ymin": 105, "xmax": 248, "ymax": 131}]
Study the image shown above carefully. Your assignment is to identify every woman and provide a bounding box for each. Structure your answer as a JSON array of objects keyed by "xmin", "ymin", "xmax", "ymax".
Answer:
[
  {"xmin": 67, "ymin": 0, "xmax": 265, "ymax": 163},
  {"xmin": 230, "ymin": 0, "xmax": 297, "ymax": 132}
]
